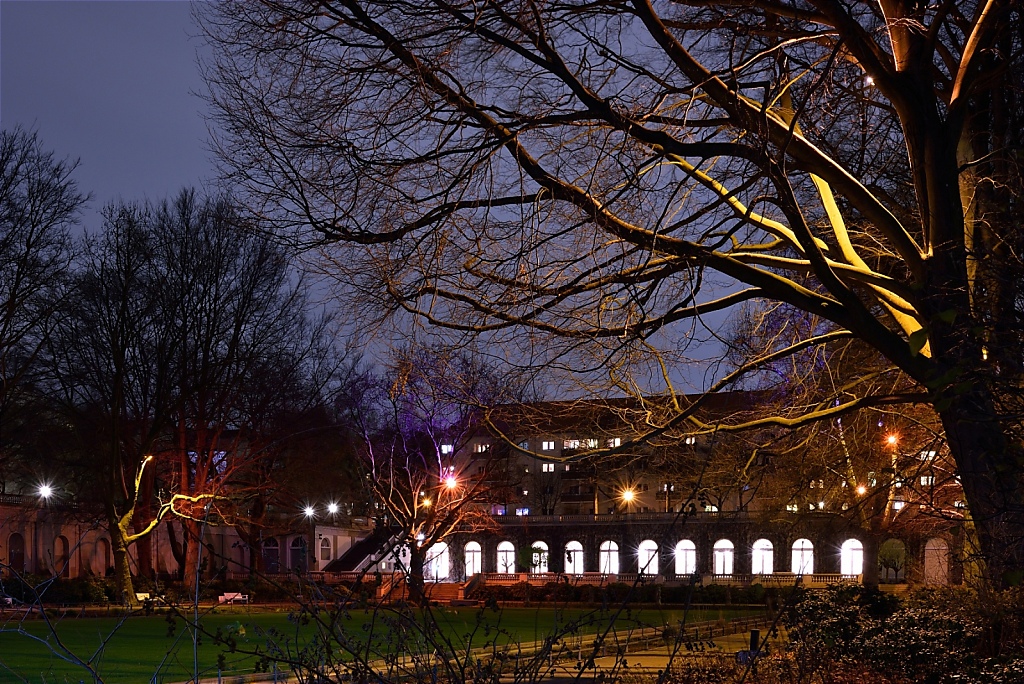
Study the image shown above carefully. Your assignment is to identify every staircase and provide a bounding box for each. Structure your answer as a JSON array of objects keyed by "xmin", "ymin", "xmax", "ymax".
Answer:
[{"xmin": 377, "ymin": 577, "xmax": 467, "ymax": 604}]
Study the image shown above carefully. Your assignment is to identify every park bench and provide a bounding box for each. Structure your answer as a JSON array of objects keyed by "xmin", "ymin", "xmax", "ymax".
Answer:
[{"xmin": 218, "ymin": 592, "xmax": 249, "ymax": 604}]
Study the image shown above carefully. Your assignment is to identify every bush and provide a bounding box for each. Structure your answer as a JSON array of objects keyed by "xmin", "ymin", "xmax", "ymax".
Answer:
[{"xmin": 784, "ymin": 585, "xmax": 1024, "ymax": 684}]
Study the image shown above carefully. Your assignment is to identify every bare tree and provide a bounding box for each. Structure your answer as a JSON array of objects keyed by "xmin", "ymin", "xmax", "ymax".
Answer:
[
  {"xmin": 201, "ymin": 0, "xmax": 1024, "ymax": 582},
  {"xmin": 152, "ymin": 190, "xmax": 329, "ymax": 593},
  {"xmin": 0, "ymin": 128, "xmax": 81, "ymax": 492},
  {"xmin": 338, "ymin": 348, "xmax": 515, "ymax": 603}
]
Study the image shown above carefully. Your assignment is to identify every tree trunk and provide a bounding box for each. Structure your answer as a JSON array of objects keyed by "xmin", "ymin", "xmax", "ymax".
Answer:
[
  {"xmin": 183, "ymin": 518, "xmax": 205, "ymax": 597},
  {"xmin": 939, "ymin": 388, "xmax": 1024, "ymax": 586},
  {"xmin": 861, "ymin": 534, "xmax": 880, "ymax": 590},
  {"xmin": 165, "ymin": 519, "xmax": 186, "ymax": 581},
  {"xmin": 407, "ymin": 545, "xmax": 426, "ymax": 605},
  {"xmin": 110, "ymin": 518, "xmax": 137, "ymax": 607}
]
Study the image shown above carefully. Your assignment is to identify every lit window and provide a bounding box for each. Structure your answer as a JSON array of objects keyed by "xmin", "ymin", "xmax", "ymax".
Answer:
[
  {"xmin": 565, "ymin": 464, "xmax": 570, "ymax": 471},
  {"xmin": 542, "ymin": 463, "xmax": 555, "ymax": 473},
  {"xmin": 522, "ymin": 489, "xmax": 528, "ymax": 496},
  {"xmin": 786, "ymin": 504, "xmax": 798, "ymax": 513},
  {"xmin": 474, "ymin": 443, "xmax": 490, "ymax": 453},
  {"xmin": 441, "ymin": 444, "xmax": 453, "ymax": 455},
  {"xmin": 867, "ymin": 472, "xmax": 877, "ymax": 487},
  {"xmin": 518, "ymin": 441, "xmax": 529, "ymax": 450},
  {"xmin": 564, "ymin": 439, "xmax": 580, "ymax": 450},
  {"xmin": 893, "ymin": 499, "xmax": 905, "ymax": 510},
  {"xmin": 954, "ymin": 500, "xmax": 966, "ymax": 508},
  {"xmin": 515, "ymin": 507, "xmax": 530, "ymax": 516},
  {"xmin": 607, "ymin": 437, "xmax": 621, "ymax": 448},
  {"xmin": 921, "ymin": 475, "xmax": 935, "ymax": 486},
  {"xmin": 920, "ymin": 450, "xmax": 936, "ymax": 460},
  {"xmin": 684, "ymin": 436, "xmax": 696, "ymax": 445},
  {"xmin": 705, "ymin": 505, "xmax": 718, "ymax": 512},
  {"xmin": 542, "ymin": 441, "xmax": 555, "ymax": 451},
  {"xmin": 585, "ymin": 438, "xmax": 599, "ymax": 449}
]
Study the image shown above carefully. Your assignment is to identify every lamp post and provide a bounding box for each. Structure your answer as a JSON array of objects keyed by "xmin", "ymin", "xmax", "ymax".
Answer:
[{"xmin": 302, "ymin": 505, "xmax": 316, "ymax": 573}]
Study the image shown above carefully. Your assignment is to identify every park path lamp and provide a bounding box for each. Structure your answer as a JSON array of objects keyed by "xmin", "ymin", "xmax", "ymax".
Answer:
[
  {"xmin": 37, "ymin": 484, "xmax": 54, "ymax": 500},
  {"xmin": 302, "ymin": 505, "xmax": 316, "ymax": 572}
]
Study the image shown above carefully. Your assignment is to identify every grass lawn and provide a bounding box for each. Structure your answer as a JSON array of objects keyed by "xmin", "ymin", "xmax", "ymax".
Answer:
[{"xmin": 0, "ymin": 604, "xmax": 765, "ymax": 683}]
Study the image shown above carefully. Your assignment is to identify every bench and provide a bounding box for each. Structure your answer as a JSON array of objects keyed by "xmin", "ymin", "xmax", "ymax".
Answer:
[
  {"xmin": 135, "ymin": 593, "xmax": 151, "ymax": 602},
  {"xmin": 218, "ymin": 592, "xmax": 249, "ymax": 605}
]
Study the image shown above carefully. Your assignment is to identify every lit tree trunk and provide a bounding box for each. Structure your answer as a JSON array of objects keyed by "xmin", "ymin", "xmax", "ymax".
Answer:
[{"xmin": 109, "ymin": 514, "xmax": 137, "ymax": 606}]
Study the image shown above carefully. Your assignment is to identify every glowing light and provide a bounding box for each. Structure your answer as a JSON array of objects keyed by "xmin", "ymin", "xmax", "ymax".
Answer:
[
  {"xmin": 38, "ymin": 484, "xmax": 53, "ymax": 499},
  {"xmin": 886, "ymin": 434, "xmax": 898, "ymax": 446},
  {"xmin": 621, "ymin": 488, "xmax": 636, "ymax": 503},
  {"xmin": 422, "ymin": 498, "xmax": 431, "ymax": 508},
  {"xmin": 327, "ymin": 502, "xmax": 339, "ymax": 515},
  {"xmin": 303, "ymin": 506, "xmax": 315, "ymax": 518},
  {"xmin": 444, "ymin": 476, "xmax": 458, "ymax": 490},
  {"xmin": 865, "ymin": 76, "xmax": 874, "ymax": 86},
  {"xmin": 856, "ymin": 485, "xmax": 867, "ymax": 495}
]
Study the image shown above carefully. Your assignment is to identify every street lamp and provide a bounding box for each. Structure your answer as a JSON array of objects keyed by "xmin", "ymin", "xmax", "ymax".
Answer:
[
  {"xmin": 886, "ymin": 434, "xmax": 899, "ymax": 447},
  {"xmin": 327, "ymin": 502, "xmax": 339, "ymax": 515},
  {"xmin": 444, "ymin": 475, "xmax": 458, "ymax": 490},
  {"xmin": 37, "ymin": 484, "xmax": 53, "ymax": 499}
]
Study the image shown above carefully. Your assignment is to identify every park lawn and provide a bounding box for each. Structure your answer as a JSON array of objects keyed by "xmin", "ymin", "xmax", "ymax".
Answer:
[{"xmin": 0, "ymin": 604, "xmax": 763, "ymax": 683}]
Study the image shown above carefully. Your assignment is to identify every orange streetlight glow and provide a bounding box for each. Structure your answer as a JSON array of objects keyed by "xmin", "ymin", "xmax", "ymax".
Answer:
[
  {"xmin": 886, "ymin": 434, "xmax": 898, "ymax": 446},
  {"xmin": 422, "ymin": 498, "xmax": 431, "ymax": 507},
  {"xmin": 621, "ymin": 488, "xmax": 636, "ymax": 503},
  {"xmin": 856, "ymin": 485, "xmax": 867, "ymax": 495},
  {"xmin": 444, "ymin": 475, "xmax": 458, "ymax": 490}
]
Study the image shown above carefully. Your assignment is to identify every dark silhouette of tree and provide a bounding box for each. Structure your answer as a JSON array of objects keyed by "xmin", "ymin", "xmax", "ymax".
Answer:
[
  {"xmin": 201, "ymin": 0, "xmax": 1024, "ymax": 582},
  {"xmin": 0, "ymin": 128, "xmax": 82, "ymax": 492},
  {"xmin": 337, "ymin": 348, "xmax": 516, "ymax": 603},
  {"xmin": 50, "ymin": 190, "xmax": 328, "ymax": 602}
]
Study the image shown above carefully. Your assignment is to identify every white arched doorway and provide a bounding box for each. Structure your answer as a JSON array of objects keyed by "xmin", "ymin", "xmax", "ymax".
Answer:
[
  {"xmin": 841, "ymin": 539, "xmax": 864, "ymax": 576},
  {"xmin": 792, "ymin": 538, "xmax": 814, "ymax": 575},
  {"xmin": 752, "ymin": 539, "xmax": 773, "ymax": 575},
  {"xmin": 599, "ymin": 540, "xmax": 619, "ymax": 574},
  {"xmin": 531, "ymin": 541, "xmax": 549, "ymax": 573},
  {"xmin": 674, "ymin": 540, "xmax": 696, "ymax": 576},
  {"xmin": 464, "ymin": 541, "xmax": 482, "ymax": 577},
  {"xmin": 565, "ymin": 541, "xmax": 584, "ymax": 574},
  {"xmin": 496, "ymin": 541, "xmax": 516, "ymax": 573},
  {"xmin": 638, "ymin": 539, "xmax": 659, "ymax": 575},
  {"xmin": 425, "ymin": 542, "xmax": 450, "ymax": 581},
  {"xmin": 713, "ymin": 539, "xmax": 734, "ymax": 575}
]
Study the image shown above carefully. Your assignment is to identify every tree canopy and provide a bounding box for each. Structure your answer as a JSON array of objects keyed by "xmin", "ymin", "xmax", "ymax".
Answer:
[{"xmin": 201, "ymin": 0, "xmax": 1024, "ymax": 581}]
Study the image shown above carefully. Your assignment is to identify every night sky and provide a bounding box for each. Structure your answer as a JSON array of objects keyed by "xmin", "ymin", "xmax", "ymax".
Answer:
[{"xmin": 1, "ymin": 1, "xmax": 214, "ymax": 228}]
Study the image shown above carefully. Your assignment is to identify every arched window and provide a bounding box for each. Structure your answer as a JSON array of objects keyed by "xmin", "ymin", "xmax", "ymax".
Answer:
[
  {"xmin": 638, "ymin": 539, "xmax": 659, "ymax": 576},
  {"xmin": 841, "ymin": 539, "xmax": 864, "ymax": 576},
  {"xmin": 752, "ymin": 539, "xmax": 774, "ymax": 575},
  {"xmin": 713, "ymin": 539, "xmax": 734, "ymax": 575},
  {"xmin": 792, "ymin": 538, "xmax": 814, "ymax": 575},
  {"xmin": 531, "ymin": 541, "xmax": 549, "ymax": 573},
  {"xmin": 923, "ymin": 538, "xmax": 949, "ymax": 585},
  {"xmin": 8, "ymin": 533, "xmax": 25, "ymax": 574},
  {"xmin": 599, "ymin": 540, "xmax": 619, "ymax": 575},
  {"xmin": 425, "ymin": 542, "xmax": 450, "ymax": 581},
  {"xmin": 290, "ymin": 536, "xmax": 307, "ymax": 573},
  {"xmin": 263, "ymin": 537, "xmax": 280, "ymax": 573},
  {"xmin": 565, "ymin": 541, "xmax": 584, "ymax": 574},
  {"xmin": 320, "ymin": 537, "xmax": 332, "ymax": 562},
  {"xmin": 54, "ymin": 535, "xmax": 70, "ymax": 578},
  {"xmin": 496, "ymin": 541, "xmax": 516, "ymax": 573},
  {"xmin": 674, "ymin": 540, "xmax": 696, "ymax": 576},
  {"xmin": 96, "ymin": 538, "xmax": 111, "ymax": 575},
  {"xmin": 464, "ymin": 541, "xmax": 482, "ymax": 577}
]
